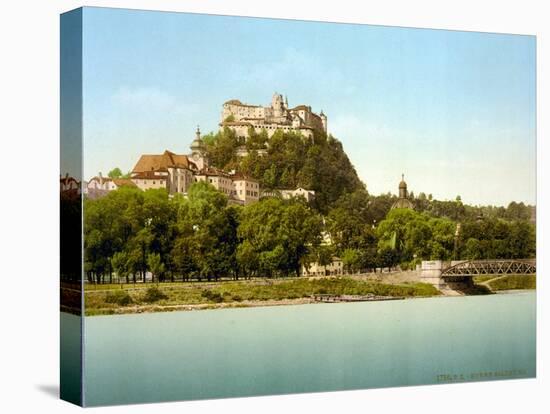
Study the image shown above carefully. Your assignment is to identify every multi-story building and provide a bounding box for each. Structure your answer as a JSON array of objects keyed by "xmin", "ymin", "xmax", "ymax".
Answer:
[
  {"xmin": 261, "ymin": 187, "xmax": 315, "ymax": 203},
  {"xmin": 220, "ymin": 93, "xmax": 327, "ymax": 141},
  {"xmin": 193, "ymin": 168, "xmax": 259, "ymax": 206},
  {"xmin": 280, "ymin": 187, "xmax": 315, "ymax": 203},
  {"xmin": 193, "ymin": 167, "xmax": 236, "ymax": 198},
  {"xmin": 231, "ymin": 173, "xmax": 260, "ymax": 205},
  {"xmin": 301, "ymin": 257, "xmax": 344, "ymax": 276},
  {"xmin": 86, "ymin": 173, "xmax": 137, "ymax": 198},
  {"xmin": 131, "ymin": 150, "xmax": 198, "ymax": 194},
  {"xmin": 123, "ymin": 128, "xmax": 261, "ymax": 205}
]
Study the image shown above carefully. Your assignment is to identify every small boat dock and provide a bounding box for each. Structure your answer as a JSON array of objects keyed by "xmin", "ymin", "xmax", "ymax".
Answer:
[{"xmin": 312, "ymin": 294, "xmax": 404, "ymax": 303}]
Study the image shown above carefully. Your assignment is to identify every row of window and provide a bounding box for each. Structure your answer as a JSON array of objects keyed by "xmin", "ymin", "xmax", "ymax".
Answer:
[
  {"xmin": 133, "ymin": 176, "xmax": 258, "ymax": 194},
  {"xmin": 237, "ymin": 181, "xmax": 259, "ymax": 189},
  {"xmin": 135, "ymin": 180, "xmax": 165, "ymax": 185}
]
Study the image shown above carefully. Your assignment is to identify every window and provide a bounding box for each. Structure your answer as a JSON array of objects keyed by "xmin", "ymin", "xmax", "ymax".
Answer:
[{"xmin": 153, "ymin": 181, "xmax": 156, "ymax": 185}]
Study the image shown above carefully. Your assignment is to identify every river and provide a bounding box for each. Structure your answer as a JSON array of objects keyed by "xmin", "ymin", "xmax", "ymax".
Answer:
[{"xmin": 73, "ymin": 291, "xmax": 535, "ymax": 406}]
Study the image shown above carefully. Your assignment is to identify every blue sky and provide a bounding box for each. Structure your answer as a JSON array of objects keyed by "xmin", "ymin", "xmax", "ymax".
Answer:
[{"xmin": 81, "ymin": 7, "xmax": 536, "ymax": 206}]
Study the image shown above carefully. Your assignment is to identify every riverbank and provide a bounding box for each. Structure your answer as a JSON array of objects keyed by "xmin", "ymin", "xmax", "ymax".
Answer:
[
  {"xmin": 83, "ymin": 277, "xmax": 440, "ymax": 316},
  {"xmin": 74, "ymin": 273, "xmax": 536, "ymax": 316},
  {"xmin": 474, "ymin": 274, "xmax": 536, "ymax": 291}
]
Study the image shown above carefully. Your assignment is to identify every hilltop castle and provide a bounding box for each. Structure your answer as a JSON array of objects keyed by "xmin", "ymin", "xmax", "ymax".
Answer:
[{"xmin": 220, "ymin": 93, "xmax": 327, "ymax": 141}]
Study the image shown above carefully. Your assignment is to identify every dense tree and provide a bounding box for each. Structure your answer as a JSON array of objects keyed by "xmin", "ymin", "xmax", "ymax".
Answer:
[
  {"xmin": 327, "ymin": 190, "xmax": 373, "ymax": 251},
  {"xmin": 203, "ymin": 128, "xmax": 364, "ymax": 212},
  {"xmin": 84, "ymin": 156, "xmax": 536, "ymax": 284},
  {"xmin": 107, "ymin": 167, "xmax": 130, "ymax": 179},
  {"xmin": 147, "ymin": 253, "xmax": 165, "ymax": 283},
  {"xmin": 111, "ymin": 251, "xmax": 130, "ymax": 284},
  {"xmin": 108, "ymin": 167, "xmax": 123, "ymax": 178},
  {"xmin": 341, "ymin": 248, "xmax": 362, "ymax": 273},
  {"xmin": 376, "ymin": 209, "xmax": 457, "ymax": 266},
  {"xmin": 237, "ymin": 198, "xmax": 323, "ymax": 277},
  {"xmin": 457, "ymin": 217, "xmax": 535, "ymax": 260},
  {"xmin": 172, "ymin": 182, "xmax": 239, "ymax": 281}
]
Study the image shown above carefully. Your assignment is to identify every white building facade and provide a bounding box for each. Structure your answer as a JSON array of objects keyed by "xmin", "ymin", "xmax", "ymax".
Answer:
[{"xmin": 220, "ymin": 93, "xmax": 327, "ymax": 141}]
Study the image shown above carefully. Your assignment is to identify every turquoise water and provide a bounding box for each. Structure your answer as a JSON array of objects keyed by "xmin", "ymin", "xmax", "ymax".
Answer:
[{"xmin": 82, "ymin": 291, "xmax": 536, "ymax": 406}]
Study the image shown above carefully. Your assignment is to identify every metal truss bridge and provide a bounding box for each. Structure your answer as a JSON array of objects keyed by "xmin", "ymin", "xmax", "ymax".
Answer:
[{"xmin": 441, "ymin": 259, "xmax": 536, "ymax": 279}]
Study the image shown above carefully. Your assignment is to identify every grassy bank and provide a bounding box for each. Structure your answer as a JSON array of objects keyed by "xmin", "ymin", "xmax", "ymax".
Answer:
[
  {"xmin": 84, "ymin": 277, "xmax": 440, "ymax": 316},
  {"xmin": 476, "ymin": 275, "xmax": 536, "ymax": 291}
]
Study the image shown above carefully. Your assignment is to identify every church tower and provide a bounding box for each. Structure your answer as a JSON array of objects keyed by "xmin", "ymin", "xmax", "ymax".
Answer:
[
  {"xmin": 391, "ymin": 173, "xmax": 414, "ymax": 210},
  {"xmin": 399, "ymin": 173, "xmax": 408, "ymax": 198},
  {"xmin": 189, "ymin": 126, "xmax": 208, "ymax": 170}
]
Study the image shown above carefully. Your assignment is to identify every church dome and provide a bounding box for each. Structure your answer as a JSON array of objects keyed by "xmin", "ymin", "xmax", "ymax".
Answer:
[
  {"xmin": 391, "ymin": 198, "xmax": 414, "ymax": 210},
  {"xmin": 392, "ymin": 173, "xmax": 413, "ymax": 210},
  {"xmin": 398, "ymin": 173, "xmax": 407, "ymax": 189},
  {"xmin": 190, "ymin": 126, "xmax": 204, "ymax": 151}
]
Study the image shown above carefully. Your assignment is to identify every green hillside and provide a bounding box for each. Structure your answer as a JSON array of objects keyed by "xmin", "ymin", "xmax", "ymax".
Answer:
[{"xmin": 202, "ymin": 126, "xmax": 364, "ymax": 212}]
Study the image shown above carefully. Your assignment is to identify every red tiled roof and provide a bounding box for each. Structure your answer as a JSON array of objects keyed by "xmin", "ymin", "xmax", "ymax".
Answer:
[
  {"xmin": 196, "ymin": 166, "xmax": 232, "ymax": 178},
  {"xmin": 132, "ymin": 150, "xmax": 193, "ymax": 173},
  {"xmin": 112, "ymin": 179, "xmax": 137, "ymax": 187}
]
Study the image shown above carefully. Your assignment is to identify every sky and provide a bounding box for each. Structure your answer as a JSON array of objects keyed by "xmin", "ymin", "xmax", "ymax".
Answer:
[{"xmin": 80, "ymin": 7, "xmax": 536, "ymax": 206}]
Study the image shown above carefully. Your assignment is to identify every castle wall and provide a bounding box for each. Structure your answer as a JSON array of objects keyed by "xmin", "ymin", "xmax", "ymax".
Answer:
[
  {"xmin": 222, "ymin": 103, "xmax": 265, "ymax": 122},
  {"xmin": 225, "ymin": 123, "xmax": 313, "ymax": 141},
  {"xmin": 220, "ymin": 94, "xmax": 325, "ymax": 140}
]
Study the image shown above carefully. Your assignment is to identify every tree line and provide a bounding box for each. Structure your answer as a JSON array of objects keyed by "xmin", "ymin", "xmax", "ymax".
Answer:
[
  {"xmin": 80, "ymin": 182, "xmax": 535, "ymax": 284},
  {"xmin": 83, "ymin": 183, "xmax": 324, "ymax": 283},
  {"xmin": 327, "ymin": 190, "xmax": 535, "ymax": 272}
]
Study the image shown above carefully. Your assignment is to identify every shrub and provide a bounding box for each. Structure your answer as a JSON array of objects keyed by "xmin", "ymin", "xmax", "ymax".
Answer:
[
  {"xmin": 201, "ymin": 289, "xmax": 224, "ymax": 303},
  {"xmin": 104, "ymin": 290, "xmax": 133, "ymax": 306},
  {"xmin": 143, "ymin": 286, "xmax": 168, "ymax": 303},
  {"xmin": 208, "ymin": 292, "xmax": 223, "ymax": 303}
]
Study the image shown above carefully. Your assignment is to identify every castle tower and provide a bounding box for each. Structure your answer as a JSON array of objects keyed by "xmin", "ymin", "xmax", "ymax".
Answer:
[
  {"xmin": 189, "ymin": 125, "xmax": 208, "ymax": 170},
  {"xmin": 271, "ymin": 92, "xmax": 285, "ymax": 117},
  {"xmin": 320, "ymin": 110, "xmax": 327, "ymax": 132}
]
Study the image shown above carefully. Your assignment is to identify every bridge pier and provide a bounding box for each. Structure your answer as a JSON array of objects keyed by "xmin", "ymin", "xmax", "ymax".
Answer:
[
  {"xmin": 420, "ymin": 261, "xmax": 472, "ymax": 295},
  {"xmin": 420, "ymin": 260, "xmax": 444, "ymax": 287}
]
